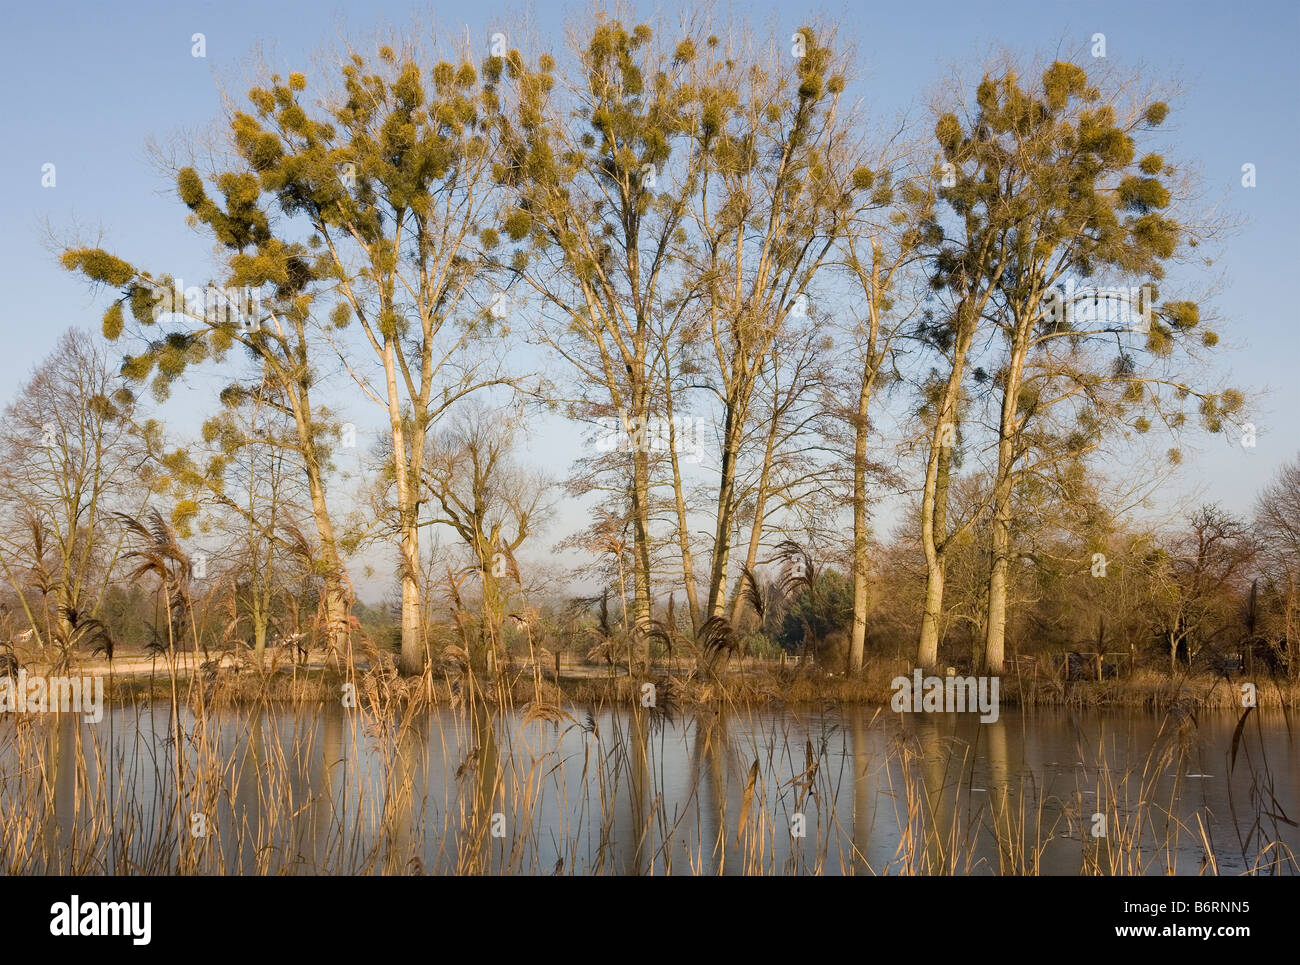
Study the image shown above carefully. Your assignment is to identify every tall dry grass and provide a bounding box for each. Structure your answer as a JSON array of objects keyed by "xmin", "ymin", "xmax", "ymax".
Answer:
[{"xmin": 0, "ymin": 633, "xmax": 1295, "ymax": 876}]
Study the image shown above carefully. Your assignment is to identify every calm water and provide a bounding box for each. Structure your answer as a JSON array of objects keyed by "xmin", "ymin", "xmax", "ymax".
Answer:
[{"xmin": 5, "ymin": 702, "xmax": 1297, "ymax": 874}]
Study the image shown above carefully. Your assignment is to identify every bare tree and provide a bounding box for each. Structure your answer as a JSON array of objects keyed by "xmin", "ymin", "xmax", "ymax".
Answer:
[
  {"xmin": 0, "ymin": 330, "xmax": 148, "ymax": 661},
  {"xmin": 1252, "ymin": 453, "xmax": 1300, "ymax": 675},
  {"xmin": 423, "ymin": 401, "xmax": 550, "ymax": 665},
  {"xmin": 496, "ymin": 11, "xmax": 712, "ymax": 649}
]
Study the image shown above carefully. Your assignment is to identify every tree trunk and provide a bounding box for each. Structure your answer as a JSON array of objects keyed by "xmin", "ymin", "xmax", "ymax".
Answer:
[
  {"xmin": 849, "ymin": 244, "xmax": 886, "ymax": 676},
  {"xmin": 664, "ymin": 385, "xmax": 701, "ymax": 633},
  {"xmin": 379, "ymin": 330, "xmax": 428, "ymax": 676},
  {"xmin": 294, "ymin": 380, "xmax": 353, "ymax": 661},
  {"xmin": 398, "ymin": 509, "xmax": 424, "ymax": 675},
  {"xmin": 252, "ymin": 607, "xmax": 267, "ymax": 668},
  {"xmin": 306, "ymin": 470, "xmax": 352, "ymax": 657},
  {"xmin": 628, "ymin": 398, "xmax": 654, "ymax": 658},
  {"xmin": 983, "ymin": 501, "xmax": 1010, "ymax": 674},
  {"xmin": 983, "ymin": 339, "xmax": 1028, "ymax": 674},
  {"xmin": 849, "ymin": 364, "xmax": 872, "ymax": 675},
  {"xmin": 706, "ymin": 400, "xmax": 742, "ymax": 618},
  {"xmin": 916, "ymin": 305, "xmax": 975, "ymax": 669},
  {"xmin": 730, "ymin": 401, "xmax": 780, "ymax": 628},
  {"xmin": 982, "ymin": 302, "xmax": 1034, "ymax": 674},
  {"xmin": 918, "ymin": 425, "xmax": 954, "ymax": 669},
  {"xmin": 479, "ymin": 544, "xmax": 505, "ymax": 666}
]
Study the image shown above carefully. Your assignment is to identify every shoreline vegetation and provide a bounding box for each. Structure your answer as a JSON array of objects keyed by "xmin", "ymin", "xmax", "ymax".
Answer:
[
  {"xmin": 3, "ymin": 641, "xmax": 1294, "ymax": 875},
  {"xmin": 7, "ymin": 646, "xmax": 1295, "ymax": 712}
]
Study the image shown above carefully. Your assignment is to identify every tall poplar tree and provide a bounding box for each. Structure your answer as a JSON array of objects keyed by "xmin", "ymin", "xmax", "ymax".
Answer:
[{"xmin": 971, "ymin": 60, "xmax": 1233, "ymax": 672}]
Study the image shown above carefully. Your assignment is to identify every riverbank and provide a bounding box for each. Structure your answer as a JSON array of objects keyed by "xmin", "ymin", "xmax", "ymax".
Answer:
[{"xmin": 11, "ymin": 648, "xmax": 1297, "ymax": 712}]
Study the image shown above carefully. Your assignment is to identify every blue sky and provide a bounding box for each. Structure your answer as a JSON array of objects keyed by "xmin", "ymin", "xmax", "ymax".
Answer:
[{"xmin": 1, "ymin": 0, "xmax": 1296, "ymax": 596}]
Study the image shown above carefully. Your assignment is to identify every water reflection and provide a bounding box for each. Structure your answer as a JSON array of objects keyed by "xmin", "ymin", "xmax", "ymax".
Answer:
[{"xmin": 4, "ymin": 703, "xmax": 1296, "ymax": 875}]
